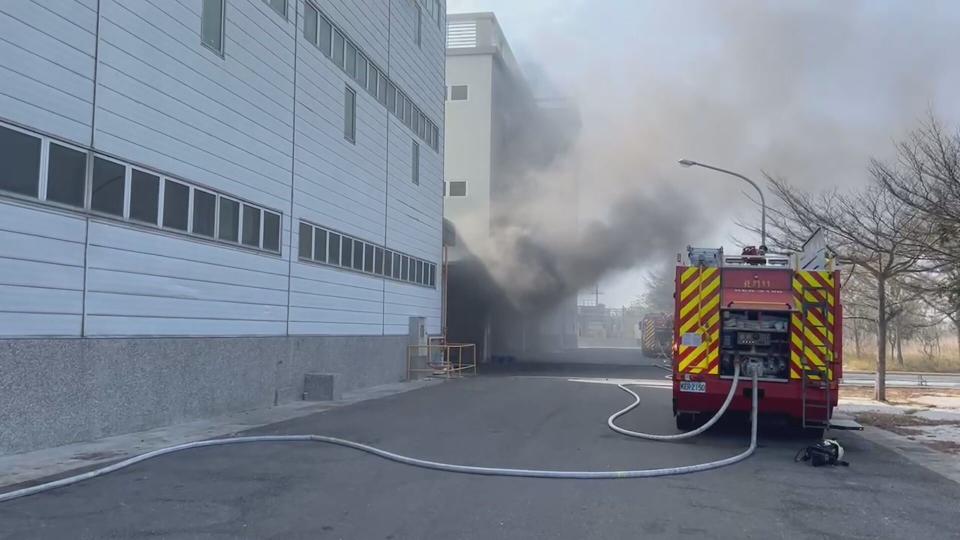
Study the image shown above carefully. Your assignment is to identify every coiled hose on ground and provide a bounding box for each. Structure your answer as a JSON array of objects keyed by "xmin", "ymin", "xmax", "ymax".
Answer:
[
  {"xmin": 609, "ymin": 362, "xmax": 743, "ymax": 440},
  {"xmin": 0, "ymin": 367, "xmax": 758, "ymax": 503}
]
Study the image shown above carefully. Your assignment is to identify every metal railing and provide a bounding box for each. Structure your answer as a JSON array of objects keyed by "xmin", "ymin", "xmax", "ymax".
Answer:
[{"xmin": 407, "ymin": 341, "xmax": 477, "ymax": 380}]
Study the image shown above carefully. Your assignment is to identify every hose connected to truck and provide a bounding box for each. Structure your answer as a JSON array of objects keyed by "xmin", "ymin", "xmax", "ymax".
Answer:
[{"xmin": 0, "ymin": 365, "xmax": 759, "ymax": 503}]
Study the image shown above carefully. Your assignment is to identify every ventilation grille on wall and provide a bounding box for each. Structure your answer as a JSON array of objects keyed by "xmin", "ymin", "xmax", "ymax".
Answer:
[{"xmin": 447, "ymin": 21, "xmax": 477, "ymax": 48}]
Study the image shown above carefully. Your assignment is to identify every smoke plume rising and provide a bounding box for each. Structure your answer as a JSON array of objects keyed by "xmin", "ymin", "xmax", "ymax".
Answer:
[{"xmin": 448, "ymin": 0, "xmax": 960, "ymax": 308}]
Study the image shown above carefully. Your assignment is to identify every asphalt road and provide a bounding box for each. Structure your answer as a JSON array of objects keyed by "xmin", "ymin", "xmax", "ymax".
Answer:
[{"xmin": 2, "ymin": 349, "xmax": 959, "ymax": 539}]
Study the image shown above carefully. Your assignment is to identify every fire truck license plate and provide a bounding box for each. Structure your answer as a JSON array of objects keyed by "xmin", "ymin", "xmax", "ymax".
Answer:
[{"xmin": 679, "ymin": 381, "xmax": 706, "ymax": 393}]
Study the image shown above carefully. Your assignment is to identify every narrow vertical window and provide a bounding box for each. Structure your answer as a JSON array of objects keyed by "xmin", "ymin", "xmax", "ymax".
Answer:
[
  {"xmin": 262, "ymin": 211, "xmax": 281, "ymax": 252},
  {"xmin": 352, "ymin": 241, "xmax": 364, "ymax": 270},
  {"xmin": 46, "ymin": 143, "xmax": 87, "ymax": 208},
  {"xmin": 341, "ymin": 237, "xmax": 353, "ymax": 268},
  {"xmin": 129, "ymin": 169, "xmax": 160, "ymax": 224},
  {"xmin": 416, "ymin": 5, "xmax": 422, "ymax": 47},
  {"xmin": 304, "ymin": 3, "xmax": 318, "ymax": 44},
  {"xmin": 344, "ymin": 86, "xmax": 356, "ymax": 143},
  {"xmin": 377, "ymin": 71, "xmax": 387, "ymax": 105},
  {"xmin": 162, "ymin": 179, "xmax": 190, "ymax": 231},
  {"xmin": 355, "ymin": 53, "xmax": 368, "ymax": 88},
  {"xmin": 328, "ymin": 232, "xmax": 341, "ymax": 265},
  {"xmin": 242, "ymin": 204, "xmax": 261, "ymax": 247},
  {"xmin": 201, "ymin": 0, "xmax": 224, "ymax": 54},
  {"xmin": 299, "ymin": 221, "xmax": 313, "ymax": 259},
  {"xmin": 313, "ymin": 227, "xmax": 327, "ymax": 263},
  {"xmin": 91, "ymin": 157, "xmax": 125, "ymax": 217},
  {"xmin": 318, "ymin": 13, "xmax": 333, "ymax": 56},
  {"xmin": 375, "ymin": 247, "xmax": 384, "ymax": 275},
  {"xmin": 333, "ymin": 30, "xmax": 345, "ymax": 68},
  {"xmin": 392, "ymin": 253, "xmax": 402, "ymax": 279},
  {"xmin": 344, "ymin": 41, "xmax": 357, "ymax": 78},
  {"xmin": 383, "ymin": 250, "xmax": 393, "ymax": 277},
  {"xmin": 218, "ymin": 197, "xmax": 240, "ymax": 242},
  {"xmin": 192, "ymin": 189, "xmax": 217, "ymax": 237},
  {"xmin": 0, "ymin": 125, "xmax": 41, "ymax": 197},
  {"xmin": 411, "ymin": 141, "xmax": 420, "ymax": 185}
]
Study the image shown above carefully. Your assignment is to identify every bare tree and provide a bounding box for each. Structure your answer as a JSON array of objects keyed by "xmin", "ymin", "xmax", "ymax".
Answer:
[
  {"xmin": 874, "ymin": 117, "xmax": 960, "ymax": 360},
  {"xmin": 633, "ymin": 264, "xmax": 676, "ymax": 315},
  {"xmin": 762, "ymin": 179, "xmax": 933, "ymax": 401}
]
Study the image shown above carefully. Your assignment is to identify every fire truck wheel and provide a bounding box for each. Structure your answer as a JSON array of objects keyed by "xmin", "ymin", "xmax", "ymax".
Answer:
[{"xmin": 676, "ymin": 412, "xmax": 697, "ymax": 431}]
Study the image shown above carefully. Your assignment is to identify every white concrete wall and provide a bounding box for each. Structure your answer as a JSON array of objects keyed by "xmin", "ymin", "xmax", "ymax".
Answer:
[
  {"xmin": 0, "ymin": 0, "xmax": 444, "ymax": 339},
  {"xmin": 443, "ymin": 53, "xmax": 493, "ymax": 241}
]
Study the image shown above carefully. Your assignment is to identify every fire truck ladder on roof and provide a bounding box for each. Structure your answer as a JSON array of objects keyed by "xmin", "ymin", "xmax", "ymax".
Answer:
[{"xmin": 800, "ymin": 295, "xmax": 833, "ymax": 430}]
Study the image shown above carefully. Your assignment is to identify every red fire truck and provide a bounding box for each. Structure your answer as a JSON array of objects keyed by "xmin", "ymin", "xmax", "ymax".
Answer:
[
  {"xmin": 672, "ymin": 246, "xmax": 842, "ymax": 435},
  {"xmin": 639, "ymin": 313, "xmax": 673, "ymax": 357}
]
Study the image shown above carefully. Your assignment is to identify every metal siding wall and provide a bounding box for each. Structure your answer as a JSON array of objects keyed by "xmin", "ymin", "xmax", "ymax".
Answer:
[
  {"xmin": 0, "ymin": 0, "xmax": 443, "ymax": 339},
  {"xmin": 0, "ymin": 0, "xmax": 97, "ymax": 144},
  {"xmin": 84, "ymin": 221, "xmax": 289, "ymax": 336},
  {"xmin": 0, "ymin": 202, "xmax": 86, "ymax": 337},
  {"xmin": 383, "ymin": 0, "xmax": 444, "ymax": 336}
]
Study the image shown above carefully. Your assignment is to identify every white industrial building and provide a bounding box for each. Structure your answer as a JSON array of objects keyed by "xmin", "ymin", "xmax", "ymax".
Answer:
[
  {"xmin": 443, "ymin": 12, "xmax": 579, "ymax": 359},
  {"xmin": 0, "ymin": 0, "xmax": 446, "ymax": 455}
]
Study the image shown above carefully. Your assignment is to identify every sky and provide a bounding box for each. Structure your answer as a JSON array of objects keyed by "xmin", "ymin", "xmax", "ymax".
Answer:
[{"xmin": 446, "ymin": 0, "xmax": 960, "ymax": 307}]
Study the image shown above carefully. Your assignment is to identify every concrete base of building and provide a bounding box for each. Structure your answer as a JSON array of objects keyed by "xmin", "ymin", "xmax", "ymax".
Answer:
[{"xmin": 0, "ymin": 335, "xmax": 408, "ymax": 455}]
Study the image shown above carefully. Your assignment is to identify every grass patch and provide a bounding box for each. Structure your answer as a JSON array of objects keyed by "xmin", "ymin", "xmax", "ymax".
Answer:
[{"xmin": 844, "ymin": 351, "xmax": 960, "ymax": 373}]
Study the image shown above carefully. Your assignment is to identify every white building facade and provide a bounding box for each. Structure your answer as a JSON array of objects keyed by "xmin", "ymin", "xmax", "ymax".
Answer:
[
  {"xmin": 443, "ymin": 12, "xmax": 579, "ymax": 358},
  {"xmin": 0, "ymin": 0, "xmax": 445, "ymax": 454}
]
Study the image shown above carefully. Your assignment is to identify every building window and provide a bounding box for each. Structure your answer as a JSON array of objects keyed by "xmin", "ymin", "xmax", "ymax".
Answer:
[
  {"xmin": 344, "ymin": 40, "xmax": 356, "ymax": 78},
  {"xmin": 262, "ymin": 211, "xmax": 280, "ymax": 252},
  {"xmin": 356, "ymin": 52, "xmax": 368, "ymax": 88},
  {"xmin": 300, "ymin": 4, "xmax": 441, "ymax": 154},
  {"xmin": 366, "ymin": 63, "xmax": 379, "ymax": 97},
  {"xmin": 312, "ymin": 226, "xmax": 327, "ymax": 262},
  {"xmin": 46, "ymin": 143, "xmax": 86, "ymax": 208},
  {"xmin": 352, "ymin": 241, "xmax": 364, "ymax": 270},
  {"xmin": 91, "ymin": 157, "xmax": 125, "ymax": 217},
  {"xmin": 411, "ymin": 141, "xmax": 420, "ymax": 185},
  {"xmin": 363, "ymin": 243, "xmax": 375, "ymax": 273},
  {"xmin": 375, "ymin": 247, "xmax": 384, "ymax": 275},
  {"xmin": 344, "ymin": 86, "xmax": 356, "ymax": 143},
  {"xmin": 192, "ymin": 188, "xmax": 217, "ymax": 237},
  {"xmin": 318, "ymin": 12, "xmax": 333, "ymax": 56},
  {"xmin": 392, "ymin": 253, "xmax": 401, "ymax": 279},
  {"xmin": 130, "ymin": 169, "xmax": 160, "ymax": 224},
  {"xmin": 241, "ymin": 204, "xmax": 261, "ymax": 248},
  {"xmin": 341, "ymin": 237, "xmax": 353, "ymax": 268},
  {"xmin": 377, "ymin": 72, "xmax": 388, "ymax": 106},
  {"xmin": 0, "ymin": 125, "xmax": 41, "ymax": 197},
  {"xmin": 264, "ymin": 0, "xmax": 285, "ymax": 18},
  {"xmin": 448, "ymin": 180, "xmax": 467, "ymax": 197},
  {"xmin": 201, "ymin": 0, "xmax": 225, "ymax": 54},
  {"xmin": 328, "ymin": 232, "xmax": 341, "ymax": 265},
  {"xmin": 416, "ymin": 5, "xmax": 422, "ymax": 47},
  {"xmin": 451, "ymin": 85, "xmax": 468, "ymax": 101},
  {"xmin": 162, "ymin": 179, "xmax": 190, "ymax": 231},
  {"xmin": 218, "ymin": 197, "xmax": 240, "ymax": 242},
  {"xmin": 383, "ymin": 250, "xmax": 393, "ymax": 276},
  {"xmin": 332, "ymin": 30, "xmax": 345, "ymax": 69},
  {"xmin": 304, "ymin": 3, "xmax": 318, "ymax": 44},
  {"xmin": 429, "ymin": 264, "xmax": 436, "ymax": 287},
  {"xmin": 299, "ymin": 221, "xmax": 313, "ymax": 259}
]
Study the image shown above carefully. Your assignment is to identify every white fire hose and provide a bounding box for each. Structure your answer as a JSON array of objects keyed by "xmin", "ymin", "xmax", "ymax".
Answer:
[{"xmin": 0, "ymin": 365, "xmax": 759, "ymax": 503}]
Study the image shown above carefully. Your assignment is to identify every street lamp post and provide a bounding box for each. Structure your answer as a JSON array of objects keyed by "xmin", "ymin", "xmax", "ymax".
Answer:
[{"xmin": 678, "ymin": 159, "xmax": 767, "ymax": 251}]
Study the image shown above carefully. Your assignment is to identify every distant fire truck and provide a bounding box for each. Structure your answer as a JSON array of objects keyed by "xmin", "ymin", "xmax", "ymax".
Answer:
[
  {"xmin": 639, "ymin": 313, "xmax": 673, "ymax": 357},
  {"xmin": 672, "ymin": 244, "xmax": 842, "ymax": 434}
]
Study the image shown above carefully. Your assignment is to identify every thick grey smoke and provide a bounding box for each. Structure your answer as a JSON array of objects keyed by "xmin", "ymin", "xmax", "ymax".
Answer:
[{"xmin": 449, "ymin": 0, "xmax": 960, "ymax": 308}]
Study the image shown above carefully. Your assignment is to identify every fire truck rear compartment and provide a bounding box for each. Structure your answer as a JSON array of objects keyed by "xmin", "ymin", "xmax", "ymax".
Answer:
[{"xmin": 720, "ymin": 309, "xmax": 791, "ymax": 381}]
